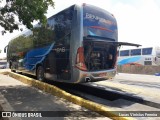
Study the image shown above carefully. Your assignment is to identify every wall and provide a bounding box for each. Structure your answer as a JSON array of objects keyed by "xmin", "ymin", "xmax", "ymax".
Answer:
[{"xmin": 117, "ymin": 65, "xmax": 160, "ymax": 75}]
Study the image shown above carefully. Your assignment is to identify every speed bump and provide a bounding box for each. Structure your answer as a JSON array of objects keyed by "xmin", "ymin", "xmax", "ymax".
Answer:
[{"xmin": 1, "ymin": 71, "xmax": 136, "ymax": 120}]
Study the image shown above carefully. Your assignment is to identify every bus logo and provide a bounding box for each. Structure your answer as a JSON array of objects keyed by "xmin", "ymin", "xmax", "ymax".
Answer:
[{"xmin": 53, "ymin": 47, "xmax": 65, "ymax": 53}]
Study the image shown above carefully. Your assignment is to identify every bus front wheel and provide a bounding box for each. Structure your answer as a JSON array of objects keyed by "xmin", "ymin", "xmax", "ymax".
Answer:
[{"xmin": 36, "ymin": 66, "xmax": 45, "ymax": 81}]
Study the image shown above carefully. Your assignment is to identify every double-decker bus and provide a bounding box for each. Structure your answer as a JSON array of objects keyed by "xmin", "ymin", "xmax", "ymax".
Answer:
[
  {"xmin": 5, "ymin": 4, "xmax": 140, "ymax": 83},
  {"xmin": 118, "ymin": 47, "xmax": 160, "ymax": 66}
]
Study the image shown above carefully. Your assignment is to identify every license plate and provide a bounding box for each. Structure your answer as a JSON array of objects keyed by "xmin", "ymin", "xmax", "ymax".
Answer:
[{"xmin": 99, "ymin": 73, "xmax": 106, "ymax": 77}]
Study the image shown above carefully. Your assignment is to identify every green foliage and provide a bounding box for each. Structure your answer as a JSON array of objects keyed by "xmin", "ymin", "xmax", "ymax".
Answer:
[
  {"xmin": 0, "ymin": 0, "xmax": 54, "ymax": 34},
  {"xmin": 9, "ymin": 35, "xmax": 33, "ymax": 53},
  {"xmin": 8, "ymin": 26, "xmax": 54, "ymax": 59},
  {"xmin": 32, "ymin": 26, "xmax": 55, "ymax": 47},
  {"xmin": 8, "ymin": 35, "xmax": 34, "ymax": 59}
]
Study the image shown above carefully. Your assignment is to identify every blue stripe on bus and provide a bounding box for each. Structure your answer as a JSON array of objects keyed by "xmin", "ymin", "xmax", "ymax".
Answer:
[
  {"xmin": 118, "ymin": 56, "xmax": 141, "ymax": 65},
  {"xmin": 24, "ymin": 43, "xmax": 54, "ymax": 70}
]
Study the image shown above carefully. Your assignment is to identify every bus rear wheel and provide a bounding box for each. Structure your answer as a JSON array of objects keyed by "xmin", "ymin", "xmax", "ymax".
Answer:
[
  {"xmin": 10, "ymin": 65, "xmax": 16, "ymax": 72},
  {"xmin": 36, "ymin": 66, "xmax": 45, "ymax": 81}
]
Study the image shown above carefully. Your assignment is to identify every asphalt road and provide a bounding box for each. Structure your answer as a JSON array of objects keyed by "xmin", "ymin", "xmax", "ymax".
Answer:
[{"xmin": 93, "ymin": 73, "xmax": 160, "ymax": 105}]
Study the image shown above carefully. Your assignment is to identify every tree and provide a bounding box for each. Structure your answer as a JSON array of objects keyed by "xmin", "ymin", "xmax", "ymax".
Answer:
[{"xmin": 0, "ymin": 0, "xmax": 54, "ymax": 34}]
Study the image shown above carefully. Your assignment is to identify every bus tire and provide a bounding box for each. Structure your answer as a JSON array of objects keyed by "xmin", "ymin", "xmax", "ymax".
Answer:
[
  {"xmin": 10, "ymin": 65, "xmax": 16, "ymax": 72},
  {"xmin": 36, "ymin": 66, "xmax": 45, "ymax": 82}
]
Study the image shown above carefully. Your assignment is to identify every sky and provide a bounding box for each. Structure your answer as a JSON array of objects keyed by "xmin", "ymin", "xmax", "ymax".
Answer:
[{"xmin": 1, "ymin": 0, "xmax": 160, "ymax": 57}]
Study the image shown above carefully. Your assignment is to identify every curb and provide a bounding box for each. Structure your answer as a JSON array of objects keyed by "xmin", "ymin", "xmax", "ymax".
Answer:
[{"xmin": 1, "ymin": 71, "xmax": 136, "ymax": 120}]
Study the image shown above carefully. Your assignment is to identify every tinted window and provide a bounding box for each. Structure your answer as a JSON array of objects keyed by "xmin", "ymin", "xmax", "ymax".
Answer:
[
  {"xmin": 142, "ymin": 48, "xmax": 152, "ymax": 55},
  {"xmin": 8, "ymin": 36, "xmax": 34, "ymax": 59},
  {"xmin": 131, "ymin": 49, "xmax": 141, "ymax": 56},
  {"xmin": 120, "ymin": 50, "xmax": 129, "ymax": 56},
  {"xmin": 32, "ymin": 27, "xmax": 55, "ymax": 47},
  {"xmin": 32, "ymin": 5, "xmax": 74, "ymax": 48},
  {"xmin": 47, "ymin": 6, "xmax": 74, "ymax": 44},
  {"xmin": 83, "ymin": 4, "xmax": 117, "ymax": 40}
]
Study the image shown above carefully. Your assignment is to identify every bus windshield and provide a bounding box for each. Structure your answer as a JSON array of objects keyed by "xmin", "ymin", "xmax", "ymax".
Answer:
[{"xmin": 83, "ymin": 4, "xmax": 117, "ymax": 40}]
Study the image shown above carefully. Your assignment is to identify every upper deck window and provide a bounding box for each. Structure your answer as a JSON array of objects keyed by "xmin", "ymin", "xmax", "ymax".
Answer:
[
  {"xmin": 83, "ymin": 4, "xmax": 117, "ymax": 40},
  {"xmin": 47, "ymin": 5, "xmax": 74, "ymax": 45},
  {"xmin": 142, "ymin": 48, "xmax": 152, "ymax": 55}
]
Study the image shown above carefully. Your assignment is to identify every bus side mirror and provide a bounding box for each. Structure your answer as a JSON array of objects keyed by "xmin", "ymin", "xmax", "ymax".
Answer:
[{"xmin": 4, "ymin": 45, "xmax": 8, "ymax": 53}]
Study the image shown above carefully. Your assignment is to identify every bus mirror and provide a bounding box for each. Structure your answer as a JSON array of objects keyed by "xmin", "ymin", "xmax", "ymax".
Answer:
[
  {"xmin": 4, "ymin": 48, "xmax": 6, "ymax": 53},
  {"xmin": 4, "ymin": 45, "xmax": 8, "ymax": 53}
]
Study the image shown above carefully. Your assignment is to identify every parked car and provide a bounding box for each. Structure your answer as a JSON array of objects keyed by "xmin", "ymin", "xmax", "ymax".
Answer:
[{"xmin": 0, "ymin": 60, "xmax": 7, "ymax": 69}]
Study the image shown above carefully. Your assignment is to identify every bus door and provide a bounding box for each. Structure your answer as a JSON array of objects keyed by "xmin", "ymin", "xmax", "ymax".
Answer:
[
  {"xmin": 46, "ymin": 35, "xmax": 71, "ymax": 80},
  {"xmin": 55, "ymin": 45, "xmax": 70, "ymax": 80}
]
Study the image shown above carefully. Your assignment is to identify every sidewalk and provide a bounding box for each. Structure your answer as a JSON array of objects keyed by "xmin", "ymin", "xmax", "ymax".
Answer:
[{"xmin": 0, "ymin": 72, "xmax": 108, "ymax": 120}]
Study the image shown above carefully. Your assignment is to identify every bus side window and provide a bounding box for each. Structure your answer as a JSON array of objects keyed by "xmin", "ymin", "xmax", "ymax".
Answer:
[
  {"xmin": 32, "ymin": 26, "xmax": 54, "ymax": 48},
  {"xmin": 64, "ymin": 34, "xmax": 71, "ymax": 46}
]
